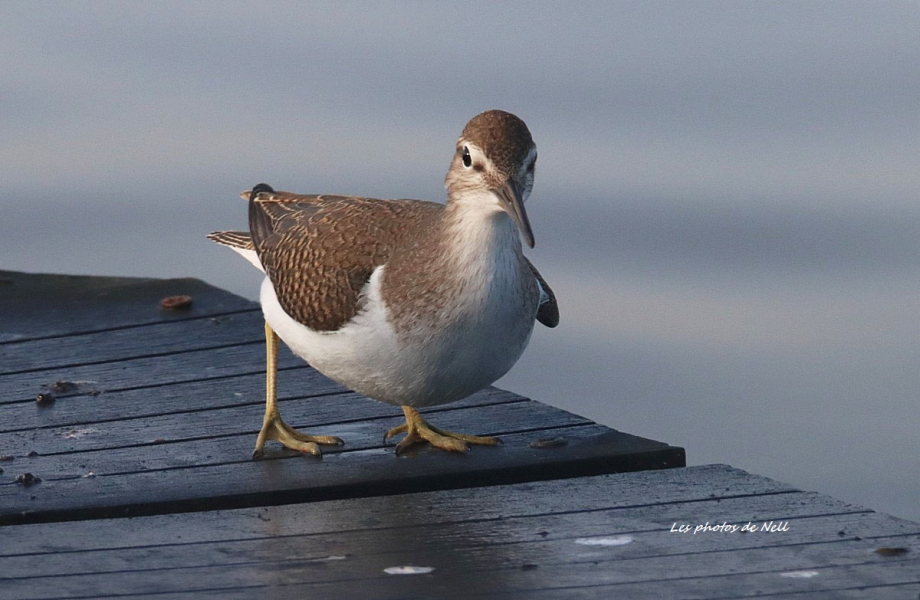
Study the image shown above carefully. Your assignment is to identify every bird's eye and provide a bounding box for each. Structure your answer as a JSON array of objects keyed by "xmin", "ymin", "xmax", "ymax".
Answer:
[{"xmin": 462, "ymin": 146, "xmax": 472, "ymax": 168}]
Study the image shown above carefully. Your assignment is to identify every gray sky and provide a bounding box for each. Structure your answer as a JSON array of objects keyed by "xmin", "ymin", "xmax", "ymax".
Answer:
[{"xmin": 2, "ymin": 2, "xmax": 918, "ymax": 520}]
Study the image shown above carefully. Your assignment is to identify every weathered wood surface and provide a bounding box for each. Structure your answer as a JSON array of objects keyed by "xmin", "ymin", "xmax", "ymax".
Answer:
[
  {"xmin": 2, "ymin": 465, "xmax": 917, "ymax": 600},
  {"xmin": 0, "ymin": 270, "xmax": 255, "ymax": 343},
  {"xmin": 0, "ymin": 273, "xmax": 684, "ymax": 525},
  {"xmin": 4, "ymin": 271, "xmax": 914, "ymax": 598},
  {"xmin": 0, "ymin": 309, "xmax": 265, "ymax": 376}
]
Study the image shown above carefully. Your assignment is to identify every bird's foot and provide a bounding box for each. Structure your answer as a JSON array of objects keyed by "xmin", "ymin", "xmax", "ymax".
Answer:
[
  {"xmin": 384, "ymin": 407, "xmax": 502, "ymax": 455},
  {"xmin": 253, "ymin": 413, "xmax": 344, "ymax": 459}
]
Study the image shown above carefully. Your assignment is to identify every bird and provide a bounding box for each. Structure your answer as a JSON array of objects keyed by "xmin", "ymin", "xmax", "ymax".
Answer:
[{"xmin": 208, "ymin": 109, "xmax": 558, "ymax": 458}]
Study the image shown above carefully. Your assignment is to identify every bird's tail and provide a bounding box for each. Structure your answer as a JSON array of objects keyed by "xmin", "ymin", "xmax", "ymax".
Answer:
[{"xmin": 206, "ymin": 230, "xmax": 253, "ymax": 250}]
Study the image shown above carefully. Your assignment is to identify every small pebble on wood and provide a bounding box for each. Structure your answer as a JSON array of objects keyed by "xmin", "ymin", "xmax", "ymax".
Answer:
[
  {"xmin": 50, "ymin": 380, "xmax": 78, "ymax": 393},
  {"xmin": 575, "ymin": 535, "xmax": 633, "ymax": 546},
  {"xmin": 780, "ymin": 570, "xmax": 820, "ymax": 578},
  {"xmin": 160, "ymin": 295, "xmax": 193, "ymax": 310},
  {"xmin": 384, "ymin": 566, "xmax": 435, "ymax": 575},
  {"xmin": 875, "ymin": 547, "xmax": 909, "ymax": 556},
  {"xmin": 16, "ymin": 473, "xmax": 41, "ymax": 486},
  {"xmin": 530, "ymin": 436, "xmax": 568, "ymax": 449},
  {"xmin": 36, "ymin": 393, "xmax": 56, "ymax": 406}
]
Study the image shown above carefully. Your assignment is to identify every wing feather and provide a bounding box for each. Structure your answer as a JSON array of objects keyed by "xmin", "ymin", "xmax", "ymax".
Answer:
[
  {"xmin": 243, "ymin": 185, "xmax": 442, "ymax": 332},
  {"xmin": 525, "ymin": 257, "xmax": 559, "ymax": 328}
]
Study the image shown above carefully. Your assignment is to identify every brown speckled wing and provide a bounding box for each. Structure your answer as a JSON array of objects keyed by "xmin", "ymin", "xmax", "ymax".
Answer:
[
  {"xmin": 206, "ymin": 230, "xmax": 253, "ymax": 250},
  {"xmin": 247, "ymin": 189, "xmax": 442, "ymax": 332},
  {"xmin": 525, "ymin": 257, "xmax": 559, "ymax": 328}
]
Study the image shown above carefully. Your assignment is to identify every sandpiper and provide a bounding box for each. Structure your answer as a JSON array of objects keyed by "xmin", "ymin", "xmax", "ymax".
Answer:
[{"xmin": 209, "ymin": 110, "xmax": 558, "ymax": 458}]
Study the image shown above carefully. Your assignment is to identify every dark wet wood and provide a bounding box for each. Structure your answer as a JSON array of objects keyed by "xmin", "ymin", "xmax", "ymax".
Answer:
[
  {"xmin": 1, "ymin": 466, "xmax": 917, "ymax": 600},
  {"xmin": 0, "ymin": 273, "xmax": 684, "ymax": 527},
  {"xmin": 2, "ymin": 272, "xmax": 913, "ymax": 598},
  {"xmin": 0, "ymin": 269, "xmax": 255, "ymax": 343},
  {"xmin": 0, "ymin": 310, "xmax": 264, "ymax": 375}
]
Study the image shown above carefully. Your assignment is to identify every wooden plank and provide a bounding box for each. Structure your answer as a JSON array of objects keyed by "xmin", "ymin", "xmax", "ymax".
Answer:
[
  {"xmin": 0, "ymin": 270, "xmax": 256, "ymax": 343},
  {"xmin": 0, "ymin": 491, "xmax": 875, "ymax": 578},
  {"xmin": 0, "ymin": 310, "xmax": 263, "ymax": 375},
  {"xmin": 4, "ymin": 533, "xmax": 918, "ymax": 600},
  {"xmin": 0, "ymin": 386, "xmax": 516, "ymax": 457},
  {"xmin": 2, "ymin": 467, "xmax": 916, "ymax": 600},
  {"xmin": 1, "ymin": 466, "xmax": 790, "ymax": 553},
  {"xmin": 0, "ymin": 392, "xmax": 571, "ymax": 476},
  {"xmin": 494, "ymin": 582, "xmax": 920, "ymax": 600},
  {"xmin": 0, "ymin": 271, "xmax": 685, "ymax": 526},
  {"xmin": 0, "ymin": 365, "xmax": 343, "ymax": 435},
  {"xmin": 0, "ymin": 340, "xmax": 310, "ymax": 403},
  {"xmin": 1, "ymin": 421, "xmax": 682, "ymax": 525},
  {"xmin": 4, "ymin": 529, "xmax": 918, "ymax": 600},
  {"xmin": 717, "ymin": 584, "xmax": 920, "ymax": 600},
  {"xmin": 60, "ymin": 560, "xmax": 915, "ymax": 600}
]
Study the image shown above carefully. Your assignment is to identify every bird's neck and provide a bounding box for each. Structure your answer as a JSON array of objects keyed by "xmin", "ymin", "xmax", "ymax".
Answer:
[
  {"xmin": 379, "ymin": 189, "xmax": 527, "ymax": 337},
  {"xmin": 441, "ymin": 190, "xmax": 523, "ymax": 269}
]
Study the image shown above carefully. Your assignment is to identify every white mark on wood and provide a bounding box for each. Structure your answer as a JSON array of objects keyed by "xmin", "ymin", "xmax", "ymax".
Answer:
[
  {"xmin": 780, "ymin": 570, "xmax": 820, "ymax": 578},
  {"xmin": 384, "ymin": 566, "xmax": 435, "ymax": 575},
  {"xmin": 82, "ymin": 471, "xmax": 96, "ymax": 478},
  {"xmin": 60, "ymin": 428, "xmax": 98, "ymax": 439},
  {"xmin": 574, "ymin": 535, "xmax": 634, "ymax": 546}
]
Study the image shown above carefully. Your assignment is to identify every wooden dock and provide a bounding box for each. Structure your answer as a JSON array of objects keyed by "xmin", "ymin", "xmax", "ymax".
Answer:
[{"xmin": 1, "ymin": 269, "xmax": 917, "ymax": 598}]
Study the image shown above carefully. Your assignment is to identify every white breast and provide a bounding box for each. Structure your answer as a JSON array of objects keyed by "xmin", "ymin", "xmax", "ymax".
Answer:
[
  {"xmin": 260, "ymin": 266, "xmax": 406, "ymax": 403},
  {"xmin": 261, "ymin": 215, "xmax": 539, "ymax": 408}
]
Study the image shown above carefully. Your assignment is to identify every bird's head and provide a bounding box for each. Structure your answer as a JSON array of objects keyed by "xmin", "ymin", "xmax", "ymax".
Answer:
[{"xmin": 445, "ymin": 110, "xmax": 538, "ymax": 248}]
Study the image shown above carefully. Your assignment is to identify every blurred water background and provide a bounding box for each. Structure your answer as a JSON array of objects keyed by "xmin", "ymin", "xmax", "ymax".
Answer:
[{"xmin": 2, "ymin": 2, "xmax": 917, "ymax": 521}]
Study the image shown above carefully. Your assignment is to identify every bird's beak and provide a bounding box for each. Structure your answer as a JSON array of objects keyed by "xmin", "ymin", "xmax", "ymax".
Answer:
[{"xmin": 494, "ymin": 180, "xmax": 535, "ymax": 248}]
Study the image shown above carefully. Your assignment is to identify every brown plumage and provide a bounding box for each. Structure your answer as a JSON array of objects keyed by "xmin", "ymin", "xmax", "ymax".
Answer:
[
  {"xmin": 209, "ymin": 109, "xmax": 559, "ymax": 456},
  {"xmin": 459, "ymin": 110, "xmax": 535, "ymax": 176},
  {"xmin": 208, "ymin": 109, "xmax": 557, "ymax": 334},
  {"xmin": 208, "ymin": 188, "xmax": 559, "ymax": 332},
  {"xmin": 214, "ymin": 189, "xmax": 443, "ymax": 331}
]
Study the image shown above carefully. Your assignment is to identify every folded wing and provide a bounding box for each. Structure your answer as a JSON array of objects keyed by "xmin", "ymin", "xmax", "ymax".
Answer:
[
  {"xmin": 243, "ymin": 186, "xmax": 441, "ymax": 332},
  {"xmin": 525, "ymin": 257, "xmax": 559, "ymax": 328}
]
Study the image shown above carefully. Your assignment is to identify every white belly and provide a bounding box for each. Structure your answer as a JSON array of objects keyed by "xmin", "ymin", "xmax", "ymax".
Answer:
[{"xmin": 260, "ymin": 265, "xmax": 537, "ymax": 408}]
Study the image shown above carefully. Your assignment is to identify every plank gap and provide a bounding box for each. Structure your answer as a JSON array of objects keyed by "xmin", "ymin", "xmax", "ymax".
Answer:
[
  {"xmin": 16, "ymin": 396, "xmax": 533, "ymax": 459},
  {"xmin": 715, "ymin": 580, "xmax": 920, "ymax": 600},
  {"xmin": 0, "ymin": 388, "xmax": 349, "ymax": 434},
  {"xmin": 0, "ymin": 308, "xmax": 261, "ymax": 347},
  {"xmin": 0, "ymin": 340, "xmax": 262, "ymax": 377},
  {"xmin": 3, "ymin": 523, "xmax": 902, "ymax": 584},
  {"xmin": 0, "ymin": 365, "xmax": 309, "ymax": 407},
  {"xmin": 15, "ymin": 550, "xmax": 920, "ymax": 600},
  {"xmin": 38, "ymin": 418, "xmax": 587, "ymax": 481},
  {"xmin": 1, "ymin": 506, "xmax": 883, "ymax": 574}
]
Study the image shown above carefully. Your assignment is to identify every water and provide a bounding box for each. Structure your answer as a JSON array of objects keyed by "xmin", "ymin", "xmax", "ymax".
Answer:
[{"xmin": 2, "ymin": 2, "xmax": 917, "ymax": 521}]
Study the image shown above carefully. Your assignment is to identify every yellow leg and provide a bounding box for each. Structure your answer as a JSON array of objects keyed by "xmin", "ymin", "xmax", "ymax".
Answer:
[
  {"xmin": 384, "ymin": 406, "xmax": 502, "ymax": 455},
  {"xmin": 253, "ymin": 321, "xmax": 344, "ymax": 459}
]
